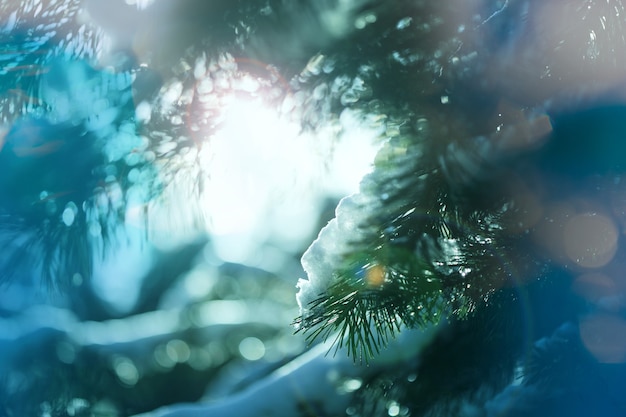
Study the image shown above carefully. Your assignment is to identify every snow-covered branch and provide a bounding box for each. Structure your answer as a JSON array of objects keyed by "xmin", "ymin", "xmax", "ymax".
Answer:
[{"xmin": 133, "ymin": 324, "xmax": 442, "ymax": 417}]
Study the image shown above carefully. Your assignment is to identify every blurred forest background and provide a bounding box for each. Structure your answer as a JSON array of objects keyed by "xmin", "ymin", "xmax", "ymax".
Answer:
[
  {"xmin": 3, "ymin": 1, "xmax": 626, "ymax": 417},
  {"xmin": 0, "ymin": 0, "xmax": 381, "ymax": 415}
]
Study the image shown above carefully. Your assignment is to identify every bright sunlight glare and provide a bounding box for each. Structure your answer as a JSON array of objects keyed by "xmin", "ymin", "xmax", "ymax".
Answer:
[
  {"xmin": 202, "ymin": 96, "xmax": 310, "ymax": 236},
  {"xmin": 92, "ymin": 53, "xmax": 381, "ymax": 309},
  {"xmin": 199, "ymin": 89, "xmax": 379, "ymax": 264}
]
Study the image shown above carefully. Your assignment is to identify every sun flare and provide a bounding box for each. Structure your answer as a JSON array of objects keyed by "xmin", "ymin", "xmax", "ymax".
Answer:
[{"xmin": 144, "ymin": 54, "xmax": 380, "ymax": 262}]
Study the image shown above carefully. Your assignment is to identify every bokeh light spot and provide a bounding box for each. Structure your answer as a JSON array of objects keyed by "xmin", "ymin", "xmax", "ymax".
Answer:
[
  {"xmin": 387, "ymin": 401, "xmax": 401, "ymax": 416},
  {"xmin": 187, "ymin": 347, "xmax": 214, "ymax": 371},
  {"xmin": 572, "ymin": 272, "xmax": 617, "ymax": 303},
  {"xmin": 66, "ymin": 398, "xmax": 89, "ymax": 417},
  {"xmin": 239, "ymin": 336, "xmax": 265, "ymax": 361},
  {"xmin": 563, "ymin": 213, "xmax": 618, "ymax": 268},
  {"xmin": 112, "ymin": 356, "xmax": 139, "ymax": 386},
  {"xmin": 339, "ymin": 378, "xmax": 362, "ymax": 393},
  {"xmin": 366, "ymin": 264, "xmax": 386, "ymax": 287},
  {"xmin": 166, "ymin": 339, "xmax": 191, "ymax": 363},
  {"xmin": 580, "ymin": 313, "xmax": 626, "ymax": 363},
  {"xmin": 153, "ymin": 344, "xmax": 176, "ymax": 369}
]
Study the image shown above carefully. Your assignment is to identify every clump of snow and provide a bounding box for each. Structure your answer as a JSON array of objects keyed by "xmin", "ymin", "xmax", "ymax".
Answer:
[{"xmin": 296, "ymin": 189, "xmax": 375, "ymax": 314}]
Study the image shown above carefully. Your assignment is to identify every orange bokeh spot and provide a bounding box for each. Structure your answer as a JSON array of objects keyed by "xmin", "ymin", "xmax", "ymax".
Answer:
[{"xmin": 366, "ymin": 264, "xmax": 386, "ymax": 287}]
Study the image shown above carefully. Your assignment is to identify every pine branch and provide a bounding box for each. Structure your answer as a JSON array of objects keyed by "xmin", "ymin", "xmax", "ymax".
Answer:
[
  {"xmin": 294, "ymin": 100, "xmax": 540, "ymax": 360},
  {"xmin": 0, "ymin": 62, "xmax": 157, "ymax": 287},
  {"xmin": 287, "ymin": 0, "xmax": 561, "ymax": 360},
  {"xmin": 296, "ymin": 243, "xmax": 447, "ymax": 362}
]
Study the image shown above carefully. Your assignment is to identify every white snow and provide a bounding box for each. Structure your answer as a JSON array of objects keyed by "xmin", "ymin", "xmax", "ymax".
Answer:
[
  {"xmin": 296, "ymin": 190, "xmax": 376, "ymax": 314},
  {"xmin": 131, "ymin": 324, "xmax": 442, "ymax": 417}
]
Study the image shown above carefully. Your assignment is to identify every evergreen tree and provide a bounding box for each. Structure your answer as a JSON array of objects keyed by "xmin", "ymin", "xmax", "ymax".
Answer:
[
  {"xmin": 2, "ymin": 1, "xmax": 626, "ymax": 417},
  {"xmin": 291, "ymin": 1, "xmax": 626, "ymax": 415}
]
